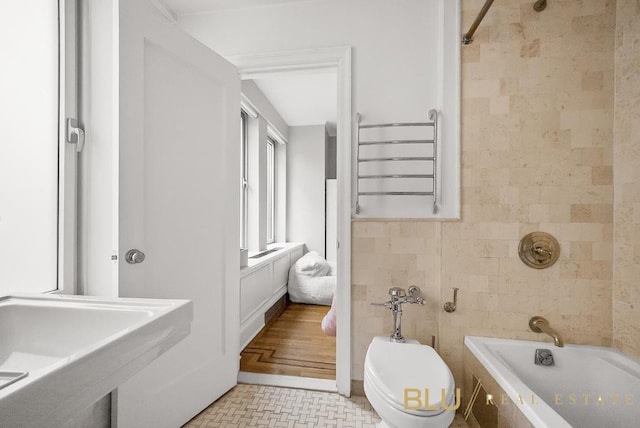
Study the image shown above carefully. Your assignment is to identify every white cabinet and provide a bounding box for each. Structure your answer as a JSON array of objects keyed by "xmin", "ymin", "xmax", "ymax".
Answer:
[
  {"xmin": 240, "ymin": 265, "xmax": 271, "ymax": 323},
  {"xmin": 273, "ymin": 254, "xmax": 290, "ymax": 294},
  {"xmin": 239, "ymin": 243, "xmax": 304, "ymax": 349}
]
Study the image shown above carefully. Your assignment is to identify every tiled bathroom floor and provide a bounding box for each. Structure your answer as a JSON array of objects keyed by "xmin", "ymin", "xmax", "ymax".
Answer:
[{"xmin": 184, "ymin": 384, "xmax": 469, "ymax": 427}]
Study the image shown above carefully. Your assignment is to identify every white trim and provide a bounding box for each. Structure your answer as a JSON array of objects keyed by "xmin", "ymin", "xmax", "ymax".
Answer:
[
  {"xmin": 238, "ymin": 372, "xmax": 338, "ymax": 393},
  {"xmin": 227, "ymin": 46, "xmax": 349, "ymax": 79},
  {"xmin": 240, "ymin": 94, "xmax": 259, "ymax": 119},
  {"xmin": 335, "ymin": 47, "xmax": 352, "ymax": 397},
  {"xmin": 239, "ymin": 310, "xmax": 264, "ymax": 350},
  {"xmin": 150, "ymin": 0, "xmax": 178, "ymax": 22},
  {"xmin": 241, "ymin": 80, "xmax": 289, "ymax": 142},
  {"xmin": 57, "ymin": 0, "xmax": 78, "ymax": 295},
  {"xmin": 266, "ymin": 124, "xmax": 286, "ymax": 146},
  {"xmin": 440, "ymin": 0, "xmax": 461, "ymax": 220},
  {"xmin": 231, "ymin": 46, "xmax": 352, "ymax": 396}
]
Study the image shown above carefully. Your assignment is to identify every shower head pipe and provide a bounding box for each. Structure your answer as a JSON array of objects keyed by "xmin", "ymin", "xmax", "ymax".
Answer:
[{"xmin": 461, "ymin": 0, "xmax": 494, "ymax": 45}]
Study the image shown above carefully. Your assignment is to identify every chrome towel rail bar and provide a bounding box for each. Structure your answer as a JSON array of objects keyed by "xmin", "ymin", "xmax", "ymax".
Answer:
[
  {"xmin": 358, "ymin": 156, "xmax": 434, "ymax": 162},
  {"xmin": 355, "ymin": 109, "xmax": 439, "ymax": 215},
  {"xmin": 359, "ymin": 121, "xmax": 433, "ymax": 129},
  {"xmin": 358, "ymin": 139, "xmax": 434, "ymax": 145}
]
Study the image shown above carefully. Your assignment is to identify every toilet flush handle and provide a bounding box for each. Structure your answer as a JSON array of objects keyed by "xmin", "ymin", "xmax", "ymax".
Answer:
[{"xmin": 370, "ymin": 301, "xmax": 393, "ymax": 309}]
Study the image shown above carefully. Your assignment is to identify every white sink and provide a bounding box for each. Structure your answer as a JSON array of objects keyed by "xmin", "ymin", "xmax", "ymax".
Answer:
[{"xmin": 0, "ymin": 294, "xmax": 192, "ymax": 427}]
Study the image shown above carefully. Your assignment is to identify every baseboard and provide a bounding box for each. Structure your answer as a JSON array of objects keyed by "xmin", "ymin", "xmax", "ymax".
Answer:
[
  {"xmin": 264, "ymin": 294, "xmax": 287, "ymax": 327},
  {"xmin": 351, "ymin": 380, "xmax": 365, "ymax": 396}
]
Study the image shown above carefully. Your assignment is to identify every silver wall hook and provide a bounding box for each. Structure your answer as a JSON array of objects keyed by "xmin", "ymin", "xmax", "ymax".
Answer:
[{"xmin": 444, "ymin": 287, "xmax": 459, "ymax": 313}]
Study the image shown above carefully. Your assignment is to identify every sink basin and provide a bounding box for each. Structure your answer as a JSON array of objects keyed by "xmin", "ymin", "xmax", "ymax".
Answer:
[{"xmin": 0, "ymin": 294, "xmax": 192, "ymax": 427}]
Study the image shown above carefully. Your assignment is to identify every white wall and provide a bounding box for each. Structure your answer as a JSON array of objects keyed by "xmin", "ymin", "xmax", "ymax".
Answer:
[
  {"xmin": 180, "ymin": 0, "xmax": 437, "ymax": 121},
  {"xmin": 287, "ymin": 125, "xmax": 326, "ymax": 256},
  {"xmin": 179, "ymin": 0, "xmax": 438, "ymax": 121},
  {"xmin": 178, "ymin": 0, "xmax": 460, "ymax": 218}
]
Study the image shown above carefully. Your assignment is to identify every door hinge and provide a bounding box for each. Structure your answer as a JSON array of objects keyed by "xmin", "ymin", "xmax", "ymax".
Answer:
[{"xmin": 67, "ymin": 118, "xmax": 85, "ymax": 152}]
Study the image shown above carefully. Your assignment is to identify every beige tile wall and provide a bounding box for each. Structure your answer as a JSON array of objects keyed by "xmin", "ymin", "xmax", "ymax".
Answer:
[
  {"xmin": 351, "ymin": 221, "xmax": 441, "ymax": 380},
  {"xmin": 351, "ymin": 0, "xmax": 617, "ymax": 384},
  {"xmin": 613, "ymin": 0, "xmax": 640, "ymax": 359}
]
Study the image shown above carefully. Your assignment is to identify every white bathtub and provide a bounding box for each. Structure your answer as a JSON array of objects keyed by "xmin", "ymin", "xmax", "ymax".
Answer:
[{"xmin": 464, "ymin": 336, "xmax": 640, "ymax": 428}]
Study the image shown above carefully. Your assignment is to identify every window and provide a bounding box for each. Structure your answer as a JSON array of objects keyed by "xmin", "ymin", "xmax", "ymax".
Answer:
[
  {"xmin": 0, "ymin": 1, "xmax": 76, "ymax": 294},
  {"xmin": 266, "ymin": 137, "xmax": 276, "ymax": 244},
  {"xmin": 240, "ymin": 111, "xmax": 248, "ymax": 248},
  {"xmin": 240, "ymin": 98, "xmax": 285, "ymax": 249}
]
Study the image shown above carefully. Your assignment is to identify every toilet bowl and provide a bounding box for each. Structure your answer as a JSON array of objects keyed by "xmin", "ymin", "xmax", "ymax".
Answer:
[{"xmin": 364, "ymin": 336, "xmax": 456, "ymax": 428}]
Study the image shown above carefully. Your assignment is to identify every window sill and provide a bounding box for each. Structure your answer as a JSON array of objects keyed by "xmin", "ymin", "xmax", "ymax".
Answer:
[{"xmin": 241, "ymin": 242, "xmax": 304, "ymax": 278}]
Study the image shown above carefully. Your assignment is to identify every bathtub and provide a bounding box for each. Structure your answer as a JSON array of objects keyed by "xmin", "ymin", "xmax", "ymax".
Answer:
[{"xmin": 464, "ymin": 336, "xmax": 640, "ymax": 428}]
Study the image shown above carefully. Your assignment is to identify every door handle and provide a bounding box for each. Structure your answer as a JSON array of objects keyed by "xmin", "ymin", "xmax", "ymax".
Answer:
[{"xmin": 125, "ymin": 249, "xmax": 146, "ymax": 264}]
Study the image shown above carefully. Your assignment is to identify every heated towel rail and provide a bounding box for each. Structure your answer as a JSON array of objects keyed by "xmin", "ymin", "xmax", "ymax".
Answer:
[{"xmin": 356, "ymin": 109, "xmax": 439, "ymax": 215}]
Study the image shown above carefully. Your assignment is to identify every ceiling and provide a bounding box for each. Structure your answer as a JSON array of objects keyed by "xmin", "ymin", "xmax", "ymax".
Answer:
[
  {"xmin": 162, "ymin": 0, "xmax": 318, "ymax": 15},
  {"xmin": 160, "ymin": 0, "xmax": 337, "ymax": 134},
  {"xmin": 251, "ymin": 70, "xmax": 337, "ymax": 135}
]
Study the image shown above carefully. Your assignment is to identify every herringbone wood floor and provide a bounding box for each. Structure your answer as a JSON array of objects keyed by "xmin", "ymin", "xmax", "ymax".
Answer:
[{"xmin": 240, "ymin": 303, "xmax": 336, "ymax": 380}]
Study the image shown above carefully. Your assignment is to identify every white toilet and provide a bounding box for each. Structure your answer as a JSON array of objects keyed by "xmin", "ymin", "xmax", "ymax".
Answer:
[{"xmin": 364, "ymin": 336, "xmax": 456, "ymax": 428}]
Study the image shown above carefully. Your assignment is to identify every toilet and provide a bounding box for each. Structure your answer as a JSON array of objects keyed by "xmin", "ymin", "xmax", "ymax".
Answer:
[{"xmin": 364, "ymin": 336, "xmax": 456, "ymax": 428}]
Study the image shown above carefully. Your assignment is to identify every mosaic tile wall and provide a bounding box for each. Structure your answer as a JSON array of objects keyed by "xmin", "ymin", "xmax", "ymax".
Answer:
[
  {"xmin": 612, "ymin": 0, "xmax": 640, "ymax": 359},
  {"xmin": 352, "ymin": 0, "xmax": 617, "ymax": 386}
]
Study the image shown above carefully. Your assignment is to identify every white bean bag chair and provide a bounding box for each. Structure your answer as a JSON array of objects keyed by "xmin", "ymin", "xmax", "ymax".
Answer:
[{"xmin": 288, "ymin": 251, "xmax": 336, "ymax": 306}]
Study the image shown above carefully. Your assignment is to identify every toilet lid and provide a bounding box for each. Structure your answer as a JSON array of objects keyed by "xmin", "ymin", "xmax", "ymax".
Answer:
[{"xmin": 365, "ymin": 338, "xmax": 455, "ymax": 416}]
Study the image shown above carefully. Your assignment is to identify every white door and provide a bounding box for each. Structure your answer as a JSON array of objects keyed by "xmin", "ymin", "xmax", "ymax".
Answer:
[{"xmin": 114, "ymin": 0, "xmax": 240, "ymax": 426}]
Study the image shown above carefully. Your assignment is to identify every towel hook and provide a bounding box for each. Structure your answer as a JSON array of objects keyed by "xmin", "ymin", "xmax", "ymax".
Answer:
[
  {"xmin": 533, "ymin": 0, "xmax": 547, "ymax": 12},
  {"xmin": 444, "ymin": 287, "xmax": 459, "ymax": 313}
]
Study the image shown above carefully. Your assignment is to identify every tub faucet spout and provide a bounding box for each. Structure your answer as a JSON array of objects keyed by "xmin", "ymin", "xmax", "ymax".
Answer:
[{"xmin": 529, "ymin": 316, "xmax": 564, "ymax": 347}]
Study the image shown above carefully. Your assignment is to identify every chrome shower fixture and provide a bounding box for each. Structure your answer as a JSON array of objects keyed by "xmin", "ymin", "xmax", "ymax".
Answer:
[{"xmin": 371, "ymin": 286, "xmax": 425, "ymax": 343}]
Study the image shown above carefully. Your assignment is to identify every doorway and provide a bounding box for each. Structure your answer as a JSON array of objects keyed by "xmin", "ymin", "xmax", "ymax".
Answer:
[
  {"xmin": 230, "ymin": 47, "xmax": 352, "ymax": 395},
  {"xmin": 240, "ymin": 302, "xmax": 336, "ymax": 379}
]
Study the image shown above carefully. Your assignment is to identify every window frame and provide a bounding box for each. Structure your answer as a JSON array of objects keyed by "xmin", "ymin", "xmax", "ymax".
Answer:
[
  {"xmin": 265, "ymin": 136, "xmax": 276, "ymax": 244},
  {"xmin": 56, "ymin": 0, "xmax": 79, "ymax": 295},
  {"xmin": 240, "ymin": 110, "xmax": 249, "ymax": 249}
]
